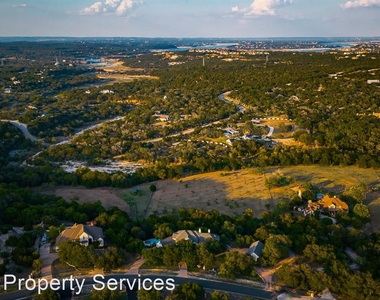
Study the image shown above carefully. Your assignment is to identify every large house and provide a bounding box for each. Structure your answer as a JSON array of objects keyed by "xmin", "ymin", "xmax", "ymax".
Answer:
[
  {"xmin": 55, "ymin": 223, "xmax": 104, "ymax": 250},
  {"xmin": 318, "ymin": 195, "xmax": 349, "ymax": 216},
  {"xmin": 157, "ymin": 229, "xmax": 220, "ymax": 247}
]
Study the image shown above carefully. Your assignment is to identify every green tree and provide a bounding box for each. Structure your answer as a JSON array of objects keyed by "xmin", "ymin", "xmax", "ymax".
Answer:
[
  {"xmin": 210, "ymin": 291, "xmax": 229, "ymax": 300},
  {"xmin": 153, "ymin": 223, "xmax": 174, "ymax": 239},
  {"xmin": 353, "ymin": 203, "xmax": 371, "ymax": 221},
  {"xmin": 96, "ymin": 247, "xmax": 125, "ymax": 271},
  {"xmin": 262, "ymin": 234, "xmax": 292, "ymax": 265},
  {"xmin": 137, "ymin": 289, "xmax": 162, "ymax": 300},
  {"xmin": 90, "ymin": 288, "xmax": 127, "ymax": 300},
  {"xmin": 173, "ymin": 282, "xmax": 204, "ymax": 300},
  {"xmin": 35, "ymin": 289, "xmax": 60, "ymax": 300},
  {"xmin": 57, "ymin": 241, "xmax": 96, "ymax": 269}
]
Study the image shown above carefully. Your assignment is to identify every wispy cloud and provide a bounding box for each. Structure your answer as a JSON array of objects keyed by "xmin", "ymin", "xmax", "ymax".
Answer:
[
  {"xmin": 12, "ymin": 3, "xmax": 27, "ymax": 8},
  {"xmin": 341, "ymin": 0, "xmax": 380, "ymax": 8},
  {"xmin": 80, "ymin": 0, "xmax": 140, "ymax": 15},
  {"xmin": 232, "ymin": 0, "xmax": 292, "ymax": 16}
]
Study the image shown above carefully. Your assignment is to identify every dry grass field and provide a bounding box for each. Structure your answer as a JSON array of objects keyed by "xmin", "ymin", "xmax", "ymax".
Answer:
[
  {"xmin": 146, "ymin": 166, "xmax": 380, "ymax": 218},
  {"xmin": 97, "ymin": 73, "xmax": 159, "ymax": 84},
  {"xmin": 34, "ymin": 186, "xmax": 131, "ymax": 214},
  {"xmin": 364, "ymin": 190, "xmax": 380, "ymax": 232},
  {"xmin": 33, "ymin": 166, "xmax": 380, "ymax": 230}
]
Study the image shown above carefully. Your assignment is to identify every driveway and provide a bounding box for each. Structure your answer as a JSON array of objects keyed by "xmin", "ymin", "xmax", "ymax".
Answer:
[
  {"xmin": 39, "ymin": 243, "xmax": 58, "ymax": 280},
  {"xmin": 126, "ymin": 258, "xmax": 146, "ymax": 275}
]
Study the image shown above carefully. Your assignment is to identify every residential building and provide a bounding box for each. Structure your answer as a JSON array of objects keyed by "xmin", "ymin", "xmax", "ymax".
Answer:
[
  {"xmin": 318, "ymin": 195, "xmax": 349, "ymax": 216},
  {"xmin": 157, "ymin": 229, "xmax": 219, "ymax": 247},
  {"xmin": 55, "ymin": 223, "xmax": 104, "ymax": 250},
  {"xmin": 247, "ymin": 241, "xmax": 264, "ymax": 261}
]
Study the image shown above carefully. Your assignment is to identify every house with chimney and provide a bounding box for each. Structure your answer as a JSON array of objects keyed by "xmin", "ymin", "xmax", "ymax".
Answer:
[{"xmin": 318, "ymin": 195, "xmax": 349, "ymax": 216}]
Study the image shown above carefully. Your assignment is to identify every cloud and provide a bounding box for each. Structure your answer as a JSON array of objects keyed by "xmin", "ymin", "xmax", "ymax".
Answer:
[
  {"xmin": 80, "ymin": 0, "xmax": 139, "ymax": 15},
  {"xmin": 341, "ymin": 0, "xmax": 380, "ymax": 8},
  {"xmin": 231, "ymin": 6, "xmax": 239, "ymax": 12},
  {"xmin": 12, "ymin": 3, "xmax": 27, "ymax": 7},
  {"xmin": 242, "ymin": 0, "xmax": 292, "ymax": 16}
]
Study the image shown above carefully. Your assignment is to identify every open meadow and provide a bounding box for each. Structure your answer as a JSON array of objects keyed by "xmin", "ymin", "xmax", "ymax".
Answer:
[
  {"xmin": 147, "ymin": 165, "xmax": 380, "ymax": 219},
  {"xmin": 33, "ymin": 166, "xmax": 380, "ymax": 230}
]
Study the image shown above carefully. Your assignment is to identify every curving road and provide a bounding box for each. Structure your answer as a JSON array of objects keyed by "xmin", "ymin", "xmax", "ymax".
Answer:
[
  {"xmin": 0, "ymin": 274, "xmax": 275, "ymax": 300},
  {"xmin": 0, "ymin": 120, "xmax": 42, "ymax": 143},
  {"xmin": 142, "ymin": 92, "xmax": 244, "ymax": 143}
]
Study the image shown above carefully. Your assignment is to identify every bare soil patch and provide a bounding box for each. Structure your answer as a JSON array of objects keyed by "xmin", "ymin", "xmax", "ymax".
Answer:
[{"xmin": 34, "ymin": 186, "xmax": 130, "ymax": 213}]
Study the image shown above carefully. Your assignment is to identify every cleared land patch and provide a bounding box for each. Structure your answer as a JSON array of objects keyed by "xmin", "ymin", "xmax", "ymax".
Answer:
[
  {"xmin": 34, "ymin": 186, "xmax": 130, "ymax": 213},
  {"xmin": 365, "ymin": 191, "xmax": 380, "ymax": 232},
  {"xmin": 146, "ymin": 166, "xmax": 380, "ymax": 218}
]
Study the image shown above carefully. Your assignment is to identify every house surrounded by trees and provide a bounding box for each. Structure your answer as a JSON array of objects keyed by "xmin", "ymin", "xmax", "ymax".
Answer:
[
  {"xmin": 157, "ymin": 229, "xmax": 220, "ymax": 247},
  {"xmin": 55, "ymin": 223, "xmax": 104, "ymax": 251}
]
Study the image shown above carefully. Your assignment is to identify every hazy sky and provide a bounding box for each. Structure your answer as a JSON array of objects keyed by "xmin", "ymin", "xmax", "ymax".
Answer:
[{"xmin": 0, "ymin": 0, "xmax": 379, "ymax": 37}]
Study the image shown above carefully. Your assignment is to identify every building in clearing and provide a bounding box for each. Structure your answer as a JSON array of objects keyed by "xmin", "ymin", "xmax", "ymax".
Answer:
[
  {"xmin": 318, "ymin": 195, "xmax": 349, "ymax": 216},
  {"xmin": 157, "ymin": 229, "xmax": 220, "ymax": 247},
  {"xmin": 247, "ymin": 241, "xmax": 264, "ymax": 261},
  {"xmin": 55, "ymin": 223, "xmax": 104, "ymax": 251}
]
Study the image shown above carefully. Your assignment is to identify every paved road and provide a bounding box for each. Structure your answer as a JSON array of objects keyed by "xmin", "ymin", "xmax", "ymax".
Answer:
[
  {"xmin": 0, "ymin": 120, "xmax": 41, "ymax": 142},
  {"xmin": 143, "ymin": 92, "xmax": 242, "ymax": 144},
  {"xmin": 126, "ymin": 258, "xmax": 146, "ymax": 275},
  {"xmin": 0, "ymin": 274, "xmax": 275, "ymax": 300}
]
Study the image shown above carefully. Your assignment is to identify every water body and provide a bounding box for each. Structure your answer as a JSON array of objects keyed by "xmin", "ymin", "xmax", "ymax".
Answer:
[{"xmin": 154, "ymin": 43, "xmax": 239, "ymax": 52}]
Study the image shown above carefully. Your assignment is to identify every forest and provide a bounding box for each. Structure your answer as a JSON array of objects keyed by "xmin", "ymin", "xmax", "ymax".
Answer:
[{"xmin": 1, "ymin": 41, "xmax": 380, "ymax": 299}]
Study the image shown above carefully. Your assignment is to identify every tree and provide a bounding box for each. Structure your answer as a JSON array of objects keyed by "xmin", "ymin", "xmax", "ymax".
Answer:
[
  {"xmin": 57, "ymin": 241, "xmax": 96, "ymax": 269},
  {"xmin": 47, "ymin": 226, "xmax": 59, "ymax": 241},
  {"xmin": 150, "ymin": 184, "xmax": 157, "ymax": 192},
  {"xmin": 353, "ymin": 203, "xmax": 371, "ymax": 222},
  {"xmin": 90, "ymin": 288, "xmax": 127, "ymax": 300},
  {"xmin": 153, "ymin": 223, "xmax": 174, "ymax": 239},
  {"xmin": 173, "ymin": 282, "xmax": 204, "ymax": 300},
  {"xmin": 163, "ymin": 245, "xmax": 181, "ymax": 267},
  {"xmin": 35, "ymin": 289, "xmax": 60, "ymax": 300},
  {"xmin": 96, "ymin": 247, "xmax": 125, "ymax": 271},
  {"xmin": 137, "ymin": 289, "xmax": 162, "ymax": 300},
  {"xmin": 196, "ymin": 243, "xmax": 215, "ymax": 270},
  {"xmin": 218, "ymin": 251, "xmax": 255, "ymax": 279},
  {"xmin": 32, "ymin": 258, "xmax": 43, "ymax": 272},
  {"xmin": 343, "ymin": 184, "xmax": 366, "ymax": 204},
  {"xmin": 262, "ymin": 234, "xmax": 292, "ymax": 265},
  {"xmin": 210, "ymin": 291, "xmax": 229, "ymax": 300}
]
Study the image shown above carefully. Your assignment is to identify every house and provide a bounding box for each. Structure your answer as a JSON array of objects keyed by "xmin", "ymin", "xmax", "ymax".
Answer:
[
  {"xmin": 55, "ymin": 223, "xmax": 104, "ymax": 251},
  {"xmin": 153, "ymin": 114, "xmax": 170, "ymax": 122},
  {"xmin": 318, "ymin": 195, "xmax": 349, "ymax": 216},
  {"xmin": 367, "ymin": 79, "xmax": 380, "ymax": 84},
  {"xmin": 247, "ymin": 241, "xmax": 264, "ymax": 261},
  {"xmin": 157, "ymin": 229, "xmax": 220, "ymax": 247},
  {"xmin": 290, "ymin": 186, "xmax": 306, "ymax": 198},
  {"xmin": 4, "ymin": 87, "xmax": 12, "ymax": 94},
  {"xmin": 99, "ymin": 89, "xmax": 114, "ymax": 94}
]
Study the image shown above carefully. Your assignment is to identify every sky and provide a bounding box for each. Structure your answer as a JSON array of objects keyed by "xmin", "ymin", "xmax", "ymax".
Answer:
[{"xmin": 0, "ymin": 0, "xmax": 379, "ymax": 37}]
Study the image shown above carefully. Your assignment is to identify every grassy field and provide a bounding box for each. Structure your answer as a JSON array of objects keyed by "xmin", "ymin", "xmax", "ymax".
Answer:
[
  {"xmin": 146, "ymin": 166, "xmax": 380, "ymax": 218},
  {"xmin": 112, "ymin": 183, "xmax": 154, "ymax": 219},
  {"xmin": 34, "ymin": 166, "xmax": 380, "ymax": 230},
  {"xmin": 34, "ymin": 186, "xmax": 131, "ymax": 213}
]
